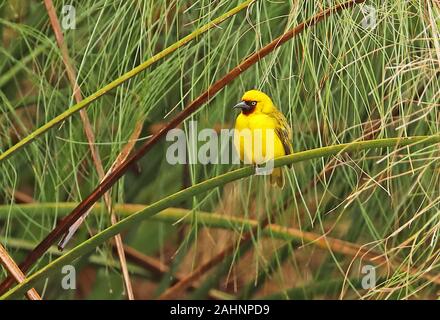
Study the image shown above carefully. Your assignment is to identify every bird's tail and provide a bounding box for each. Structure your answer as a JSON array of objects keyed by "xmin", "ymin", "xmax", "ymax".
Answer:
[{"xmin": 270, "ymin": 167, "xmax": 285, "ymax": 188}]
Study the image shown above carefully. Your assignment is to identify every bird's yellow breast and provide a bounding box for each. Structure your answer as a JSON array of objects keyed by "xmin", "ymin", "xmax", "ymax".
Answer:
[{"xmin": 233, "ymin": 113, "xmax": 286, "ymax": 165}]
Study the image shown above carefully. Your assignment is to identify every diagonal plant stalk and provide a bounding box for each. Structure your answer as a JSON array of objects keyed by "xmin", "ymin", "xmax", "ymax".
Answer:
[
  {"xmin": 0, "ymin": 0, "xmax": 254, "ymax": 163},
  {"xmin": 0, "ymin": 0, "xmax": 366, "ymax": 295},
  {"xmin": 1, "ymin": 135, "xmax": 440, "ymax": 299},
  {"xmin": 0, "ymin": 194, "xmax": 39, "ymax": 300},
  {"xmin": 43, "ymin": 0, "xmax": 135, "ymax": 299},
  {"xmin": 0, "ymin": 244, "xmax": 41, "ymax": 300}
]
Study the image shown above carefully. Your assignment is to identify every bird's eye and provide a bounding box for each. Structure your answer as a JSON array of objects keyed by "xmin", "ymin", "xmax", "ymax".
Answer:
[{"xmin": 251, "ymin": 101, "xmax": 257, "ymax": 106}]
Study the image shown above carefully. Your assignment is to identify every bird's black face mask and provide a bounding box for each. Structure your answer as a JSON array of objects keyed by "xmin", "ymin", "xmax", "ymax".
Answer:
[{"xmin": 233, "ymin": 100, "xmax": 257, "ymax": 115}]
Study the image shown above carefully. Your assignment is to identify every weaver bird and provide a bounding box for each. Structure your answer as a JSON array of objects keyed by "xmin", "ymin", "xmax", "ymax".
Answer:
[{"xmin": 233, "ymin": 90, "xmax": 293, "ymax": 188}]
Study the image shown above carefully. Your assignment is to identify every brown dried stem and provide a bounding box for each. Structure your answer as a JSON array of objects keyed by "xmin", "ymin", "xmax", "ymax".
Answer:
[{"xmin": 0, "ymin": 244, "xmax": 41, "ymax": 300}]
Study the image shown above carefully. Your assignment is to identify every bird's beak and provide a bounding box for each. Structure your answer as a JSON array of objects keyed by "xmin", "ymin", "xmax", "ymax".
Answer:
[{"xmin": 233, "ymin": 101, "xmax": 251, "ymax": 111}]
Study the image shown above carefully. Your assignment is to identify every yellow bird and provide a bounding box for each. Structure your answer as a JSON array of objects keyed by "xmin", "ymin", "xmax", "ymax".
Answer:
[{"xmin": 233, "ymin": 90, "xmax": 293, "ymax": 188}]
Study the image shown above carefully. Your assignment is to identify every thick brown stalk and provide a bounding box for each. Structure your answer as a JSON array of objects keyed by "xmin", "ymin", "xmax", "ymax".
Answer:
[{"xmin": 0, "ymin": 0, "xmax": 365, "ymax": 294}]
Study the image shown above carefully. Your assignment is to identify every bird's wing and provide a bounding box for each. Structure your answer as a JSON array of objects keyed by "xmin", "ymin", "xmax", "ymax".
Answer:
[{"xmin": 271, "ymin": 110, "xmax": 293, "ymax": 156}]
